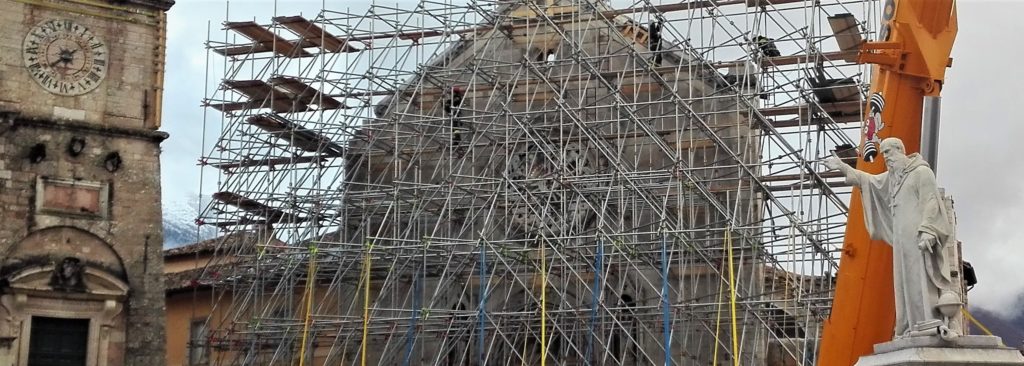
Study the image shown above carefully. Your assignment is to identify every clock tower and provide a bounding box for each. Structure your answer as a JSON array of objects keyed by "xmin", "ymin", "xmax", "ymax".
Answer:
[{"xmin": 0, "ymin": 0, "xmax": 173, "ymax": 365}]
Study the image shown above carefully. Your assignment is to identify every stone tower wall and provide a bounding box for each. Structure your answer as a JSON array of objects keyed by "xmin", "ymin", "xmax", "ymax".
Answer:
[{"xmin": 0, "ymin": 1, "xmax": 173, "ymax": 365}]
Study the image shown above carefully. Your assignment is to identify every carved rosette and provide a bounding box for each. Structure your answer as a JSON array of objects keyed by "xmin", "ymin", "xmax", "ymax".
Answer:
[{"xmin": 506, "ymin": 140, "xmax": 600, "ymax": 237}]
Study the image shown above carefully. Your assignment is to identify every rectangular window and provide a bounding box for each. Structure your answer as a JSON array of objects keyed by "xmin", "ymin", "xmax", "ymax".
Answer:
[
  {"xmin": 28, "ymin": 316, "xmax": 89, "ymax": 366},
  {"xmin": 189, "ymin": 318, "xmax": 208, "ymax": 366}
]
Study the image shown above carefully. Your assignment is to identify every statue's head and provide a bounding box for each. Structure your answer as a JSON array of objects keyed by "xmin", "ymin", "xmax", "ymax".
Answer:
[{"xmin": 880, "ymin": 137, "xmax": 909, "ymax": 172}]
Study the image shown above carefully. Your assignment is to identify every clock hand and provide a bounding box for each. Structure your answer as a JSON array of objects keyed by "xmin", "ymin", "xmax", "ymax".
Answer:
[{"xmin": 50, "ymin": 48, "xmax": 77, "ymax": 68}]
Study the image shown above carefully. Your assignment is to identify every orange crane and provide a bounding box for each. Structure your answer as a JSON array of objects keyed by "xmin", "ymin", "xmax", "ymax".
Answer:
[{"xmin": 817, "ymin": 1, "xmax": 958, "ymax": 365}]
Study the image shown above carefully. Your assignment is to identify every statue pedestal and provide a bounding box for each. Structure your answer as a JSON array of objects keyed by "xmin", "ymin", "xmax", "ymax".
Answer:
[{"xmin": 855, "ymin": 336, "xmax": 1024, "ymax": 366}]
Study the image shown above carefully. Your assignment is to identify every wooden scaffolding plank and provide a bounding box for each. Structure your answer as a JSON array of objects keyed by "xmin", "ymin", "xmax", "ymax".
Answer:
[
  {"xmin": 756, "ymin": 100, "xmax": 862, "ymax": 118},
  {"xmin": 214, "ymin": 40, "xmax": 318, "ymax": 57},
  {"xmin": 215, "ymin": 43, "xmax": 277, "ymax": 57},
  {"xmin": 273, "ymin": 16, "xmax": 360, "ymax": 53},
  {"xmin": 209, "ymin": 155, "xmax": 331, "ymax": 170},
  {"xmin": 753, "ymin": 50, "xmax": 858, "ymax": 68},
  {"xmin": 206, "ymin": 101, "xmax": 249, "ymax": 112},
  {"xmin": 223, "ymin": 80, "xmax": 273, "ymax": 98},
  {"xmin": 210, "ymin": 219, "xmax": 273, "ymax": 228},
  {"xmin": 768, "ymin": 114, "xmax": 862, "ymax": 129},
  {"xmin": 246, "ymin": 114, "xmax": 346, "ymax": 156},
  {"xmin": 828, "ymin": 14, "xmax": 865, "ymax": 63},
  {"xmin": 218, "ymin": 78, "xmax": 346, "ymax": 113},
  {"xmin": 221, "ymin": 21, "xmax": 312, "ymax": 58},
  {"xmin": 222, "ymin": 80, "xmax": 302, "ymax": 113},
  {"xmin": 212, "ymin": 191, "xmax": 302, "ymax": 223},
  {"xmin": 268, "ymin": 76, "xmax": 345, "ymax": 110}
]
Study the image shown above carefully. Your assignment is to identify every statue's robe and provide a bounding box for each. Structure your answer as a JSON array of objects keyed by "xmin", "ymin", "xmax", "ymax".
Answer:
[{"xmin": 844, "ymin": 153, "xmax": 957, "ymax": 337}]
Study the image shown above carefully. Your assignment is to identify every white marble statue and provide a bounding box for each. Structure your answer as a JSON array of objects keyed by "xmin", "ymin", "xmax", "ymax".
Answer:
[{"xmin": 825, "ymin": 137, "xmax": 961, "ymax": 340}]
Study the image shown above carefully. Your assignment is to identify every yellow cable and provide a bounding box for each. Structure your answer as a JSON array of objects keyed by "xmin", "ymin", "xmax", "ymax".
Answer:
[
  {"xmin": 711, "ymin": 260, "xmax": 725, "ymax": 366},
  {"xmin": 298, "ymin": 246, "xmax": 317, "ymax": 366},
  {"xmin": 962, "ymin": 308, "xmax": 995, "ymax": 336},
  {"xmin": 540, "ymin": 241, "xmax": 547, "ymax": 366},
  {"xmin": 726, "ymin": 228, "xmax": 739, "ymax": 366},
  {"xmin": 362, "ymin": 241, "xmax": 373, "ymax": 366}
]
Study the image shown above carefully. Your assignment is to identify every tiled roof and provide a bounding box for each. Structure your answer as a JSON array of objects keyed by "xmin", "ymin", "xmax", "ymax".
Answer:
[
  {"xmin": 163, "ymin": 232, "xmax": 257, "ymax": 258},
  {"xmin": 164, "ymin": 232, "xmax": 261, "ymax": 293},
  {"xmin": 165, "ymin": 266, "xmax": 208, "ymax": 293}
]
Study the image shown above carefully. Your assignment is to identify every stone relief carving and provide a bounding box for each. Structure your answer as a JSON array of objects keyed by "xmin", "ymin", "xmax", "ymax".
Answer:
[{"xmin": 49, "ymin": 257, "xmax": 86, "ymax": 292}]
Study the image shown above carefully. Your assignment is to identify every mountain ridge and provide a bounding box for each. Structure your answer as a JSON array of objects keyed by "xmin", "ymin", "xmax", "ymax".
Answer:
[{"xmin": 162, "ymin": 199, "xmax": 217, "ymax": 248}]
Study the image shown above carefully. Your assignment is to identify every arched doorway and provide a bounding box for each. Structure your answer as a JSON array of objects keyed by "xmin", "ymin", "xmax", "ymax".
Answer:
[{"xmin": 0, "ymin": 227, "xmax": 129, "ymax": 366}]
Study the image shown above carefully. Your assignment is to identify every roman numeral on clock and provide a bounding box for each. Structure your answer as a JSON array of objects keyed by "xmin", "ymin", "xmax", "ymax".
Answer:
[{"xmin": 24, "ymin": 20, "xmax": 105, "ymax": 95}]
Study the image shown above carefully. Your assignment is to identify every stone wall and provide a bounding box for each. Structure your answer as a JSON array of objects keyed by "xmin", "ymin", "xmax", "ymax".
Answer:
[
  {"xmin": 0, "ymin": 118, "xmax": 168, "ymax": 366},
  {"xmin": 0, "ymin": 0, "xmax": 172, "ymax": 365},
  {"xmin": 0, "ymin": 1, "xmax": 173, "ymax": 129}
]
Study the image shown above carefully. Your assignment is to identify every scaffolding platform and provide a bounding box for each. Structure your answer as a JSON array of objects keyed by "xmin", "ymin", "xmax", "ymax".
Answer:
[{"xmin": 193, "ymin": 0, "xmax": 876, "ymax": 364}]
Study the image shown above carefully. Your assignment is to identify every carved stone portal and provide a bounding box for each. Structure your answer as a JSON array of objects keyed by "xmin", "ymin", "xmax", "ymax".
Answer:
[{"xmin": 0, "ymin": 227, "xmax": 129, "ymax": 366}]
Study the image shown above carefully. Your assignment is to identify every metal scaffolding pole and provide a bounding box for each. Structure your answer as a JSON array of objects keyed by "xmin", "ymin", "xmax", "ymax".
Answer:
[{"xmin": 186, "ymin": 0, "xmax": 878, "ymax": 364}]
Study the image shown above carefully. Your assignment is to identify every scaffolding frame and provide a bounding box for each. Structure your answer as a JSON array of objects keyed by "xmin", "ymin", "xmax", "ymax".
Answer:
[{"xmin": 193, "ymin": 0, "xmax": 876, "ymax": 364}]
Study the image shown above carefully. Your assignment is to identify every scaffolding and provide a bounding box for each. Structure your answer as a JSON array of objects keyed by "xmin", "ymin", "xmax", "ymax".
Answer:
[{"xmin": 193, "ymin": 0, "xmax": 876, "ymax": 364}]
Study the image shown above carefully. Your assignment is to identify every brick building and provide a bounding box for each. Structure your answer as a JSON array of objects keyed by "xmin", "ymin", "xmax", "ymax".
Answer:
[{"xmin": 0, "ymin": 0, "xmax": 174, "ymax": 365}]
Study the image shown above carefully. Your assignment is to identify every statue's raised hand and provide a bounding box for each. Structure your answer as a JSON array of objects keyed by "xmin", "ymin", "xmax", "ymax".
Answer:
[{"xmin": 823, "ymin": 155, "xmax": 844, "ymax": 171}]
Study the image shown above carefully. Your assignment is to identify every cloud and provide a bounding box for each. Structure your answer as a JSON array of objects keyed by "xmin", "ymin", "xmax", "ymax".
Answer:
[{"xmin": 940, "ymin": 1, "xmax": 1024, "ymax": 318}]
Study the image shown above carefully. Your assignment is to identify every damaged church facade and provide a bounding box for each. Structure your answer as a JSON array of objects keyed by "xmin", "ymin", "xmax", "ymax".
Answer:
[{"xmin": 194, "ymin": 0, "xmax": 863, "ymax": 365}]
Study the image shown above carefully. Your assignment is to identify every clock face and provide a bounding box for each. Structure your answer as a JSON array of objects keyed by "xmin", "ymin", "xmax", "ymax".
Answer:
[{"xmin": 22, "ymin": 19, "xmax": 108, "ymax": 96}]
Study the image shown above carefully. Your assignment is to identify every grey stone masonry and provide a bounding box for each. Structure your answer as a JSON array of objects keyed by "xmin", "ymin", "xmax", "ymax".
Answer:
[{"xmin": 855, "ymin": 336, "xmax": 1024, "ymax": 366}]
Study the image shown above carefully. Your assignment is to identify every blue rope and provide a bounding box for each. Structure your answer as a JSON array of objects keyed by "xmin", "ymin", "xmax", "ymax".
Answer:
[
  {"xmin": 478, "ymin": 240, "xmax": 488, "ymax": 366},
  {"xmin": 586, "ymin": 238, "xmax": 604, "ymax": 366},
  {"xmin": 401, "ymin": 263, "xmax": 421, "ymax": 366}
]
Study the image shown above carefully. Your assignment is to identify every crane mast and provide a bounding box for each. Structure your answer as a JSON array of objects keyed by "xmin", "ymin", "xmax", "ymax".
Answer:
[{"xmin": 817, "ymin": 1, "xmax": 958, "ymax": 365}]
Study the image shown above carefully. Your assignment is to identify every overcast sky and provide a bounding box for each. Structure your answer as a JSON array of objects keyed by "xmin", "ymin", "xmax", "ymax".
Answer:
[{"xmin": 158, "ymin": 0, "xmax": 1022, "ymax": 317}]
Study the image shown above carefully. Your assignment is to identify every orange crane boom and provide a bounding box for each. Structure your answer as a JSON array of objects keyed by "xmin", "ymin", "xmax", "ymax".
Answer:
[{"xmin": 817, "ymin": 1, "xmax": 958, "ymax": 365}]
